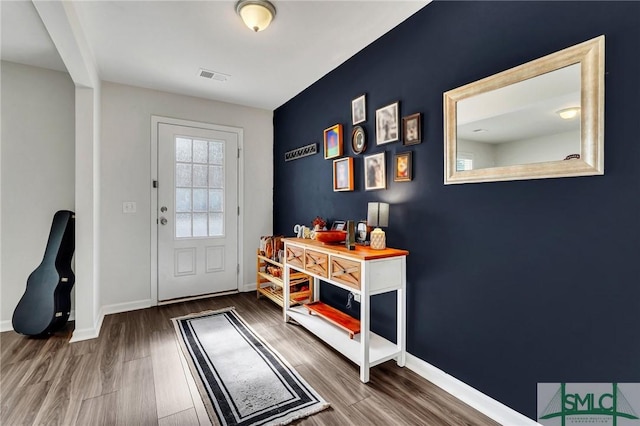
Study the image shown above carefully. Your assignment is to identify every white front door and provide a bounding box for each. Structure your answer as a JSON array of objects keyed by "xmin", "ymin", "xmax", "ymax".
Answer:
[{"xmin": 157, "ymin": 122, "xmax": 238, "ymax": 301}]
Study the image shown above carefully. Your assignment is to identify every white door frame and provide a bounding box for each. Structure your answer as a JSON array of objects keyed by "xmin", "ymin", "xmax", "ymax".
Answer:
[{"xmin": 150, "ymin": 116, "xmax": 244, "ymax": 305}]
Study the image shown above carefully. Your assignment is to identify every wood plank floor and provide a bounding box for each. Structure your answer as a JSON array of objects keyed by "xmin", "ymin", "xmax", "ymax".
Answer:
[{"xmin": 1, "ymin": 293, "xmax": 499, "ymax": 425}]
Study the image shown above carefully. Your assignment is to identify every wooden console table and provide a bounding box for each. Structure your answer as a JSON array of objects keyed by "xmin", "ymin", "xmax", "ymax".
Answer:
[{"xmin": 282, "ymin": 237, "xmax": 408, "ymax": 383}]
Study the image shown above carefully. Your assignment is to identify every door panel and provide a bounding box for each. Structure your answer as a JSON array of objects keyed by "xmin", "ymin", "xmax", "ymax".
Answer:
[{"xmin": 158, "ymin": 123, "xmax": 238, "ymax": 301}]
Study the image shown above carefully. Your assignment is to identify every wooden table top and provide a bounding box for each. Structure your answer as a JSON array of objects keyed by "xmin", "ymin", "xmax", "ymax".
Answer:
[{"xmin": 283, "ymin": 237, "xmax": 408, "ymax": 261}]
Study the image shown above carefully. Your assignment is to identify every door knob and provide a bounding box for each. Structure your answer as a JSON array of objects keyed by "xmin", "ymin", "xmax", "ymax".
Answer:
[
  {"xmin": 160, "ymin": 217, "xmax": 168, "ymax": 225},
  {"xmin": 160, "ymin": 206, "xmax": 168, "ymax": 213}
]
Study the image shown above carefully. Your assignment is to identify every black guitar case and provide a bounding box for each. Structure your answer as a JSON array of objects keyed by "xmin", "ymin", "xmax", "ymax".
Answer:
[{"xmin": 12, "ymin": 210, "xmax": 75, "ymax": 336}]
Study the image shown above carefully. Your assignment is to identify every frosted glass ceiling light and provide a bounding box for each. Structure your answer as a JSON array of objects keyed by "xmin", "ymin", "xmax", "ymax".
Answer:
[
  {"xmin": 236, "ymin": 0, "xmax": 276, "ymax": 32},
  {"xmin": 557, "ymin": 107, "xmax": 581, "ymax": 120}
]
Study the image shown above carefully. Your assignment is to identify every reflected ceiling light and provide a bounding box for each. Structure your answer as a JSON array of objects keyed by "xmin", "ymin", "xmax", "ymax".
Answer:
[
  {"xmin": 557, "ymin": 107, "xmax": 581, "ymax": 120},
  {"xmin": 236, "ymin": 0, "xmax": 276, "ymax": 32}
]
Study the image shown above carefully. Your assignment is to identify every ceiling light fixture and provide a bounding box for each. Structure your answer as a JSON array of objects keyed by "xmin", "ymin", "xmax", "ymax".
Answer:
[
  {"xmin": 557, "ymin": 107, "xmax": 581, "ymax": 120},
  {"xmin": 236, "ymin": 0, "xmax": 276, "ymax": 33}
]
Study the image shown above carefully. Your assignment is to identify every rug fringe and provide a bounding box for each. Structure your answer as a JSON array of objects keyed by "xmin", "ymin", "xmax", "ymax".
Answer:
[
  {"xmin": 170, "ymin": 306, "xmax": 235, "ymax": 321},
  {"xmin": 272, "ymin": 402, "xmax": 332, "ymax": 426}
]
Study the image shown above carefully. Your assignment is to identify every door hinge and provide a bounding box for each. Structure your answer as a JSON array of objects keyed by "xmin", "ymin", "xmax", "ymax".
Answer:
[
  {"xmin": 237, "ymin": 148, "xmax": 240, "ymax": 158},
  {"xmin": 237, "ymin": 264, "xmax": 240, "ymax": 274},
  {"xmin": 153, "ymin": 180, "xmax": 158, "ymax": 188},
  {"xmin": 237, "ymin": 206, "xmax": 240, "ymax": 216}
]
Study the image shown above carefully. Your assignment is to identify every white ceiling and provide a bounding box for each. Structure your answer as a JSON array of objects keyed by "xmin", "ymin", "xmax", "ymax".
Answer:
[{"xmin": 1, "ymin": 0, "xmax": 429, "ymax": 110}]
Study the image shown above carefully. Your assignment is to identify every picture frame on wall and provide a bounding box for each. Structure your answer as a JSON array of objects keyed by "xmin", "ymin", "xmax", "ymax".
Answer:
[
  {"xmin": 333, "ymin": 157, "xmax": 354, "ymax": 192},
  {"xmin": 394, "ymin": 151, "xmax": 413, "ymax": 182},
  {"xmin": 364, "ymin": 152, "xmax": 386, "ymax": 190},
  {"xmin": 352, "ymin": 94, "xmax": 366, "ymax": 125},
  {"xmin": 351, "ymin": 125, "xmax": 367, "ymax": 155},
  {"xmin": 403, "ymin": 113, "xmax": 422, "ymax": 145},
  {"xmin": 376, "ymin": 101, "xmax": 399, "ymax": 145},
  {"xmin": 324, "ymin": 124, "xmax": 343, "ymax": 159}
]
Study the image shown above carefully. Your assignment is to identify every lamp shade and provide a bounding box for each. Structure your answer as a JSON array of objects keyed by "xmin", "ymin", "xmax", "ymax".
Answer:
[
  {"xmin": 367, "ymin": 202, "xmax": 389, "ymax": 227},
  {"xmin": 236, "ymin": 0, "xmax": 276, "ymax": 32}
]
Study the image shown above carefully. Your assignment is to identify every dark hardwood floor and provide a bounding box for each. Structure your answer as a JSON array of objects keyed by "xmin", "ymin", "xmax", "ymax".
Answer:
[{"xmin": 1, "ymin": 293, "xmax": 499, "ymax": 425}]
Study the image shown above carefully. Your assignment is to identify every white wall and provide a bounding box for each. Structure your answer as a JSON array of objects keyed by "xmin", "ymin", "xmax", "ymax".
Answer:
[
  {"xmin": 100, "ymin": 82, "xmax": 273, "ymax": 308},
  {"xmin": 457, "ymin": 139, "xmax": 496, "ymax": 169},
  {"xmin": 0, "ymin": 62, "xmax": 75, "ymax": 330},
  {"xmin": 494, "ymin": 130, "xmax": 580, "ymax": 166}
]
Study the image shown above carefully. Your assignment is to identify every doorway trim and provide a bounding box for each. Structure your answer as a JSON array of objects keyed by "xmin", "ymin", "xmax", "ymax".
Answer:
[{"xmin": 150, "ymin": 116, "xmax": 244, "ymax": 305}]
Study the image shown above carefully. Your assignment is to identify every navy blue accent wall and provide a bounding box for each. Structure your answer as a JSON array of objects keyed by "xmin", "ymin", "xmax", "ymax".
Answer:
[{"xmin": 273, "ymin": 1, "xmax": 640, "ymax": 419}]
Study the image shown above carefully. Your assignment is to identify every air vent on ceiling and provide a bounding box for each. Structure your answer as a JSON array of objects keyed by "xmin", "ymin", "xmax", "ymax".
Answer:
[{"xmin": 198, "ymin": 68, "xmax": 230, "ymax": 82}]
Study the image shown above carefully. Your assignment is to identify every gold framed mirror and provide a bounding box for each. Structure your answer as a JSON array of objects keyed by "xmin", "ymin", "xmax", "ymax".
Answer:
[{"xmin": 444, "ymin": 35, "xmax": 604, "ymax": 184}]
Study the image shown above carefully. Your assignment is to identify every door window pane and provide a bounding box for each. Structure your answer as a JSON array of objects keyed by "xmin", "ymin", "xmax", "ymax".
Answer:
[
  {"xmin": 193, "ymin": 165, "xmax": 208, "ymax": 187},
  {"xmin": 209, "ymin": 213, "xmax": 223, "ymax": 236},
  {"xmin": 209, "ymin": 141, "xmax": 224, "ymax": 165},
  {"xmin": 209, "ymin": 189, "xmax": 223, "ymax": 212},
  {"xmin": 193, "ymin": 213, "xmax": 208, "ymax": 237},
  {"xmin": 192, "ymin": 189, "xmax": 207, "ymax": 212},
  {"xmin": 176, "ymin": 213, "xmax": 192, "ymax": 238},
  {"xmin": 176, "ymin": 188, "xmax": 191, "ymax": 212},
  {"xmin": 193, "ymin": 140, "xmax": 208, "ymax": 164},
  {"xmin": 176, "ymin": 138, "xmax": 192, "ymax": 162},
  {"xmin": 176, "ymin": 164, "xmax": 192, "ymax": 187},
  {"xmin": 209, "ymin": 165, "xmax": 223, "ymax": 188}
]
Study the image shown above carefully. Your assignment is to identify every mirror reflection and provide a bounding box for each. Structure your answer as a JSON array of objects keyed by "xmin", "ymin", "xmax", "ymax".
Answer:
[
  {"xmin": 444, "ymin": 35, "xmax": 604, "ymax": 184},
  {"xmin": 456, "ymin": 64, "xmax": 581, "ymax": 171}
]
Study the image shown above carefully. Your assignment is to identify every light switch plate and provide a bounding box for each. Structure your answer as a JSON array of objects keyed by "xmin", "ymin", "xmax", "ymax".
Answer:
[{"xmin": 122, "ymin": 201, "xmax": 137, "ymax": 214}]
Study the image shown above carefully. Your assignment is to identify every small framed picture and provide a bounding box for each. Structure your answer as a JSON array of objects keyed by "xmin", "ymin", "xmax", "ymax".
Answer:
[
  {"xmin": 331, "ymin": 221, "xmax": 346, "ymax": 231},
  {"xmin": 352, "ymin": 94, "xmax": 366, "ymax": 125},
  {"xmin": 375, "ymin": 102, "xmax": 399, "ymax": 145},
  {"xmin": 394, "ymin": 152, "xmax": 412, "ymax": 182},
  {"xmin": 333, "ymin": 157, "xmax": 354, "ymax": 192},
  {"xmin": 403, "ymin": 113, "xmax": 422, "ymax": 145},
  {"xmin": 324, "ymin": 124, "xmax": 343, "ymax": 159},
  {"xmin": 351, "ymin": 125, "xmax": 367, "ymax": 155},
  {"xmin": 364, "ymin": 152, "xmax": 386, "ymax": 190}
]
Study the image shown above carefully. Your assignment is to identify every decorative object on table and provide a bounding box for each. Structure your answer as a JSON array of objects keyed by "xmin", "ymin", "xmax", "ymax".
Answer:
[
  {"xmin": 331, "ymin": 220, "xmax": 346, "ymax": 231},
  {"xmin": 356, "ymin": 220, "xmax": 369, "ymax": 244},
  {"xmin": 314, "ymin": 230, "xmax": 347, "ymax": 244},
  {"xmin": 345, "ymin": 220, "xmax": 356, "ymax": 250},
  {"xmin": 394, "ymin": 151, "xmax": 413, "ymax": 182},
  {"xmin": 293, "ymin": 224, "xmax": 311, "ymax": 239},
  {"xmin": 351, "ymin": 94, "xmax": 366, "ymax": 125},
  {"xmin": 351, "ymin": 125, "xmax": 367, "ymax": 155},
  {"xmin": 364, "ymin": 152, "xmax": 386, "ymax": 191},
  {"xmin": 323, "ymin": 124, "xmax": 343, "ymax": 159},
  {"xmin": 284, "ymin": 142, "xmax": 318, "ymax": 161},
  {"xmin": 367, "ymin": 202, "xmax": 389, "ymax": 250},
  {"xmin": 173, "ymin": 308, "xmax": 329, "ymax": 425},
  {"xmin": 402, "ymin": 112, "xmax": 422, "ymax": 145},
  {"xmin": 236, "ymin": 0, "xmax": 277, "ymax": 33},
  {"xmin": 375, "ymin": 101, "xmax": 399, "ymax": 145},
  {"xmin": 312, "ymin": 216, "xmax": 327, "ymax": 231},
  {"xmin": 333, "ymin": 157, "xmax": 354, "ymax": 192}
]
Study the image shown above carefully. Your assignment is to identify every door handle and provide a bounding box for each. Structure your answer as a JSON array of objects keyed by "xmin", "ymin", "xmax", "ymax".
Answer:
[
  {"xmin": 160, "ymin": 206, "xmax": 168, "ymax": 213},
  {"xmin": 160, "ymin": 217, "xmax": 168, "ymax": 225}
]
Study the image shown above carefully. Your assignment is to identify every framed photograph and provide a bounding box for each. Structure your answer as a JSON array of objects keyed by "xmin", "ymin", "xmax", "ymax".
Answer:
[
  {"xmin": 394, "ymin": 152, "xmax": 412, "ymax": 182},
  {"xmin": 352, "ymin": 94, "xmax": 366, "ymax": 125},
  {"xmin": 351, "ymin": 125, "xmax": 367, "ymax": 155},
  {"xmin": 403, "ymin": 113, "xmax": 422, "ymax": 145},
  {"xmin": 333, "ymin": 157, "xmax": 354, "ymax": 192},
  {"xmin": 331, "ymin": 221, "xmax": 346, "ymax": 231},
  {"xmin": 364, "ymin": 152, "xmax": 386, "ymax": 190},
  {"xmin": 375, "ymin": 102, "xmax": 399, "ymax": 145},
  {"xmin": 324, "ymin": 124, "xmax": 343, "ymax": 159}
]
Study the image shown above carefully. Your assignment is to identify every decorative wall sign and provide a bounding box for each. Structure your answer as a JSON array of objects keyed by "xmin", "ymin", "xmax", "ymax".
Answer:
[{"xmin": 284, "ymin": 143, "xmax": 318, "ymax": 161}]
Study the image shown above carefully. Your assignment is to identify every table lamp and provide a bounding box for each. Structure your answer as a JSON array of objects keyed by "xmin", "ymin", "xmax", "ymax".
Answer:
[{"xmin": 367, "ymin": 202, "xmax": 389, "ymax": 250}]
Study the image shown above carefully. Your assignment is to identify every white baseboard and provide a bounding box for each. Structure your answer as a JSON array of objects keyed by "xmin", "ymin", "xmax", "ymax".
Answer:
[
  {"xmin": 70, "ymin": 299, "xmax": 152, "ymax": 342},
  {"xmin": 240, "ymin": 282, "xmax": 257, "ymax": 293},
  {"xmin": 0, "ymin": 319, "xmax": 12, "ymax": 333},
  {"xmin": 405, "ymin": 353, "xmax": 540, "ymax": 426},
  {"xmin": 1, "ymin": 310, "xmax": 76, "ymax": 333}
]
